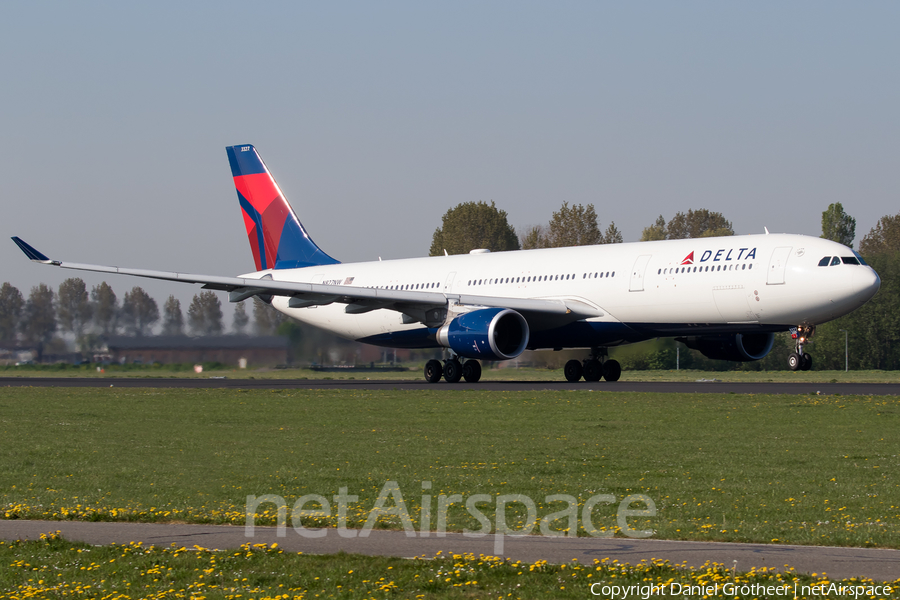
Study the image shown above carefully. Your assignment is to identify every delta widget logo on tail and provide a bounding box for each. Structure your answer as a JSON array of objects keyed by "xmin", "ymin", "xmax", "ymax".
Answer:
[{"xmin": 227, "ymin": 144, "xmax": 339, "ymax": 271}]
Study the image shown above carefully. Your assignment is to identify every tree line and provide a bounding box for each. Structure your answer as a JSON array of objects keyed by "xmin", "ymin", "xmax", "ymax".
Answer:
[
  {"xmin": 0, "ymin": 279, "xmax": 288, "ymax": 359},
  {"xmin": 429, "ymin": 201, "xmax": 739, "ymax": 255}
]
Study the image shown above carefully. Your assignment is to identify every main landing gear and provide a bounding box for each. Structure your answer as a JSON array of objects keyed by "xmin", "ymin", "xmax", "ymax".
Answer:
[
  {"xmin": 564, "ymin": 348, "xmax": 621, "ymax": 383},
  {"xmin": 788, "ymin": 325, "xmax": 815, "ymax": 371},
  {"xmin": 424, "ymin": 357, "xmax": 483, "ymax": 383}
]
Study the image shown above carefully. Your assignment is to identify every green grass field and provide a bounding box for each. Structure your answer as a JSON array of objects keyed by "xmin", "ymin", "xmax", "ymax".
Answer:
[{"xmin": 1, "ymin": 387, "xmax": 897, "ymax": 549}]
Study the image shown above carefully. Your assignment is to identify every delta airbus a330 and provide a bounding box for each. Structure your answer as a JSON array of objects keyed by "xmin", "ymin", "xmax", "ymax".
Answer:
[{"xmin": 13, "ymin": 145, "xmax": 881, "ymax": 383}]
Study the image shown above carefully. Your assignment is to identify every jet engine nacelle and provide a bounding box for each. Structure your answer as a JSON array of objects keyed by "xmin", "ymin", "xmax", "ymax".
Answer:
[
  {"xmin": 677, "ymin": 332, "xmax": 775, "ymax": 362},
  {"xmin": 437, "ymin": 308, "xmax": 529, "ymax": 361}
]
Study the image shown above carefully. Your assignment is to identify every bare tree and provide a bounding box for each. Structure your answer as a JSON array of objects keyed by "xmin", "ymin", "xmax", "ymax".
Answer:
[
  {"xmin": 22, "ymin": 284, "xmax": 57, "ymax": 357},
  {"xmin": 253, "ymin": 297, "xmax": 285, "ymax": 335},
  {"xmin": 91, "ymin": 282, "xmax": 119, "ymax": 337},
  {"xmin": 121, "ymin": 287, "xmax": 159, "ymax": 336},
  {"xmin": 0, "ymin": 283, "xmax": 24, "ymax": 342},
  {"xmin": 233, "ymin": 301, "xmax": 249, "ymax": 334},
  {"xmin": 162, "ymin": 295, "xmax": 184, "ymax": 336},
  {"xmin": 188, "ymin": 291, "xmax": 223, "ymax": 336},
  {"xmin": 57, "ymin": 278, "xmax": 93, "ymax": 343}
]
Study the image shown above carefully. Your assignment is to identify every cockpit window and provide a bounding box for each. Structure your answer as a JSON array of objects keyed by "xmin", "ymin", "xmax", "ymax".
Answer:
[
  {"xmin": 853, "ymin": 250, "xmax": 868, "ymax": 266},
  {"xmin": 818, "ymin": 257, "xmax": 831, "ymax": 267},
  {"xmin": 830, "ymin": 256, "xmax": 841, "ymax": 266},
  {"xmin": 841, "ymin": 256, "xmax": 860, "ymax": 265}
]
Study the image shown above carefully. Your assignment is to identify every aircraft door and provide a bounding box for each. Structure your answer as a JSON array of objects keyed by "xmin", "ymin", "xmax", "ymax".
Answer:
[
  {"xmin": 629, "ymin": 255, "xmax": 652, "ymax": 292},
  {"xmin": 443, "ymin": 271, "xmax": 456, "ymax": 293},
  {"xmin": 767, "ymin": 247, "xmax": 792, "ymax": 285}
]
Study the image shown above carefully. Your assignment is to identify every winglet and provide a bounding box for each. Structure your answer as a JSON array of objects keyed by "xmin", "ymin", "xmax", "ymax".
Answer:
[{"xmin": 11, "ymin": 237, "xmax": 60, "ymax": 265}]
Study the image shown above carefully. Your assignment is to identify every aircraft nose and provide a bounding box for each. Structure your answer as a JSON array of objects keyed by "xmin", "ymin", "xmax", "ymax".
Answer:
[{"xmin": 852, "ymin": 266, "xmax": 881, "ymax": 302}]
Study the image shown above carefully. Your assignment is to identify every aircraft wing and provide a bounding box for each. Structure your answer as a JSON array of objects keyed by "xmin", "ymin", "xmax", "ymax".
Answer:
[{"xmin": 11, "ymin": 237, "xmax": 603, "ymax": 325}]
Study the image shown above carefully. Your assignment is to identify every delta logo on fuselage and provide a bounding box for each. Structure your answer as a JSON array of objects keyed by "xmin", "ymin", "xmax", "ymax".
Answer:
[{"xmin": 680, "ymin": 247, "xmax": 757, "ymax": 265}]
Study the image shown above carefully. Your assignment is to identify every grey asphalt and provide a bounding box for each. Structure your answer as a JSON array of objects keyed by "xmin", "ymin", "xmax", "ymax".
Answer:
[
  {"xmin": 1, "ymin": 377, "xmax": 899, "ymax": 395},
  {"xmin": 1, "ymin": 520, "xmax": 898, "ymax": 582}
]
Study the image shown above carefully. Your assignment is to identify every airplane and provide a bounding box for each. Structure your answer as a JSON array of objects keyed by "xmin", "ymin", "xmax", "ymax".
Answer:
[{"xmin": 12, "ymin": 144, "xmax": 881, "ymax": 383}]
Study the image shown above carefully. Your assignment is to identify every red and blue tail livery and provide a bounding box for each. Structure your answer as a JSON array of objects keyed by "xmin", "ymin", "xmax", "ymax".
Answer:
[{"xmin": 227, "ymin": 144, "xmax": 339, "ymax": 270}]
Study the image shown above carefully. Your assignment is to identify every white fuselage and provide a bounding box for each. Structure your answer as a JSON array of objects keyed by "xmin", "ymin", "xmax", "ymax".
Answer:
[{"xmin": 246, "ymin": 233, "xmax": 880, "ymax": 350}]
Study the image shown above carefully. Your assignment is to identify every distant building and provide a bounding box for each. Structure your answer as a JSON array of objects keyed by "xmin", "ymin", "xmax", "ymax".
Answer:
[
  {"xmin": 106, "ymin": 335, "xmax": 289, "ymax": 367},
  {"xmin": 0, "ymin": 342, "xmax": 32, "ymax": 366}
]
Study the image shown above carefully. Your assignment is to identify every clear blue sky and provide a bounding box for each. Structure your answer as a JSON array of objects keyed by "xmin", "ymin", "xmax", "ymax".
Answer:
[{"xmin": 2, "ymin": 2, "xmax": 897, "ymax": 326}]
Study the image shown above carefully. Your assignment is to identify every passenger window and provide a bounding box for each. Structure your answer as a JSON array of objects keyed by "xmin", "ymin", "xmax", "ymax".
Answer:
[
  {"xmin": 841, "ymin": 256, "xmax": 860, "ymax": 265},
  {"xmin": 830, "ymin": 256, "xmax": 841, "ymax": 266},
  {"xmin": 818, "ymin": 257, "xmax": 830, "ymax": 267}
]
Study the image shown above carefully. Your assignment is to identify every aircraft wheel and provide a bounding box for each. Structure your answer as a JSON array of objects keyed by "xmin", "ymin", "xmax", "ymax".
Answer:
[
  {"xmin": 602, "ymin": 359, "xmax": 621, "ymax": 382},
  {"xmin": 463, "ymin": 360, "xmax": 482, "ymax": 383},
  {"xmin": 424, "ymin": 359, "xmax": 443, "ymax": 383},
  {"xmin": 444, "ymin": 359, "xmax": 463, "ymax": 383},
  {"xmin": 800, "ymin": 353, "xmax": 812, "ymax": 371},
  {"xmin": 788, "ymin": 352, "xmax": 801, "ymax": 371},
  {"xmin": 564, "ymin": 359, "xmax": 583, "ymax": 382},
  {"xmin": 583, "ymin": 359, "xmax": 603, "ymax": 382}
]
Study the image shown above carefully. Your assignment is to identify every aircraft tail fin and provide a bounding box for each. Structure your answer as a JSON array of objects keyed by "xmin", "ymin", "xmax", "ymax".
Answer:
[{"xmin": 226, "ymin": 144, "xmax": 340, "ymax": 271}]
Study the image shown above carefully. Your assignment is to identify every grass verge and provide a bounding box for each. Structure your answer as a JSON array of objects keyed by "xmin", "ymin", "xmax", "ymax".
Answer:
[
  {"xmin": 1, "ymin": 533, "xmax": 896, "ymax": 599},
  {"xmin": 3, "ymin": 363, "xmax": 899, "ymax": 382}
]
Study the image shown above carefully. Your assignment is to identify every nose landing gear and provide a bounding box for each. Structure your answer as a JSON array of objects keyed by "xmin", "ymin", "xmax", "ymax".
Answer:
[
  {"xmin": 788, "ymin": 325, "xmax": 815, "ymax": 371},
  {"xmin": 565, "ymin": 348, "xmax": 621, "ymax": 382}
]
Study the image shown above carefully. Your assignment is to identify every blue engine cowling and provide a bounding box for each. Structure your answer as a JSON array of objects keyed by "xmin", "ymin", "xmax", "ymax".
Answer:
[
  {"xmin": 676, "ymin": 332, "xmax": 775, "ymax": 362},
  {"xmin": 436, "ymin": 308, "xmax": 530, "ymax": 360}
]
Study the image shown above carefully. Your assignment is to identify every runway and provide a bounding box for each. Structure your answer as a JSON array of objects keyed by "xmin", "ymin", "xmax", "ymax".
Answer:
[
  {"xmin": 1, "ymin": 376, "xmax": 899, "ymax": 395},
  {"xmin": 1, "ymin": 520, "xmax": 897, "ymax": 581}
]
